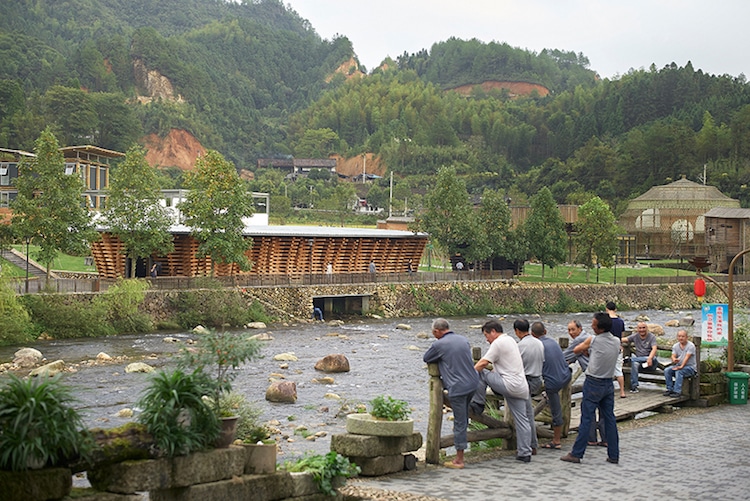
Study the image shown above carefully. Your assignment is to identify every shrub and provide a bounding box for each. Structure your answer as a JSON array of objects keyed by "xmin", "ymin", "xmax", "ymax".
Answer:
[
  {"xmin": 136, "ymin": 369, "xmax": 219, "ymax": 457},
  {"xmin": 725, "ymin": 321, "xmax": 750, "ymax": 365},
  {"xmin": 369, "ymin": 395, "xmax": 411, "ymax": 421},
  {"xmin": 97, "ymin": 278, "xmax": 152, "ymax": 333},
  {"xmin": 0, "ymin": 374, "xmax": 91, "ymax": 471},
  {"xmin": 0, "ymin": 276, "xmax": 34, "ymax": 345},
  {"xmin": 281, "ymin": 452, "xmax": 360, "ymax": 496},
  {"xmin": 170, "ymin": 290, "xmax": 255, "ymax": 328},
  {"xmin": 218, "ymin": 392, "xmax": 270, "ymax": 443},
  {"xmin": 21, "ymin": 294, "xmax": 113, "ymax": 338}
]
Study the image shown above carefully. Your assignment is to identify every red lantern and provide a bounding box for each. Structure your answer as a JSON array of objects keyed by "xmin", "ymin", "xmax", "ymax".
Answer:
[{"xmin": 694, "ymin": 278, "xmax": 706, "ymax": 301}]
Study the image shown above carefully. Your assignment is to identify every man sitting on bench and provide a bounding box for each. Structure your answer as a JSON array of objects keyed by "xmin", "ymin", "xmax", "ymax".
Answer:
[
  {"xmin": 663, "ymin": 329, "xmax": 697, "ymax": 398},
  {"xmin": 623, "ymin": 322, "xmax": 658, "ymax": 393}
]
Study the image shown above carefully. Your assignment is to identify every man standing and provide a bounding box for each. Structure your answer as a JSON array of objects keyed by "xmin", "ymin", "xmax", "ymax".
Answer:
[
  {"xmin": 624, "ymin": 322, "xmax": 658, "ymax": 393},
  {"xmin": 532, "ymin": 321, "xmax": 571, "ymax": 450},
  {"xmin": 606, "ymin": 301, "xmax": 627, "ymax": 398},
  {"xmin": 473, "ymin": 320, "xmax": 534, "ymax": 463},
  {"xmin": 561, "ymin": 312, "xmax": 621, "ymax": 464},
  {"xmin": 423, "ymin": 318, "xmax": 480, "ymax": 469},
  {"xmin": 514, "ymin": 319, "xmax": 544, "ymax": 454},
  {"xmin": 563, "ymin": 320, "xmax": 591, "ymax": 371},
  {"xmin": 663, "ymin": 329, "xmax": 697, "ymax": 397}
]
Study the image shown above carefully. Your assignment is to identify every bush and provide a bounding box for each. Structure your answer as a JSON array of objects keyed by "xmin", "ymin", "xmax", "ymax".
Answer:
[
  {"xmin": 0, "ymin": 276, "xmax": 34, "ymax": 345},
  {"xmin": 0, "ymin": 374, "xmax": 91, "ymax": 471},
  {"xmin": 21, "ymin": 294, "xmax": 113, "ymax": 338},
  {"xmin": 97, "ymin": 278, "xmax": 152, "ymax": 333},
  {"xmin": 725, "ymin": 321, "xmax": 750, "ymax": 365},
  {"xmin": 281, "ymin": 452, "xmax": 360, "ymax": 496},
  {"xmin": 136, "ymin": 369, "xmax": 219, "ymax": 457},
  {"xmin": 169, "ymin": 290, "xmax": 255, "ymax": 328},
  {"xmin": 369, "ymin": 395, "xmax": 411, "ymax": 421},
  {"xmin": 218, "ymin": 392, "xmax": 270, "ymax": 443}
]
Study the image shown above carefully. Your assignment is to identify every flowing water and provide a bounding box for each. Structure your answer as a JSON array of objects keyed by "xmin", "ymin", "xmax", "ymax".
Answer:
[{"xmin": 0, "ymin": 309, "xmax": 708, "ymax": 462}]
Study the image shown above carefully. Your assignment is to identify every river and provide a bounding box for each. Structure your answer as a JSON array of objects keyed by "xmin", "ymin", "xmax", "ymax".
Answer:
[{"xmin": 0, "ymin": 309, "xmax": 710, "ymax": 462}]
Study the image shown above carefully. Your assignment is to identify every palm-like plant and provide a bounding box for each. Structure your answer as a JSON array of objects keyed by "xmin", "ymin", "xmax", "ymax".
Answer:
[
  {"xmin": 0, "ymin": 374, "xmax": 90, "ymax": 471},
  {"xmin": 136, "ymin": 369, "xmax": 219, "ymax": 457}
]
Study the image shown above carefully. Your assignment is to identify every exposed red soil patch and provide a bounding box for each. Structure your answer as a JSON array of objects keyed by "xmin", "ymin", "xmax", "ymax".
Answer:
[
  {"xmin": 331, "ymin": 153, "xmax": 386, "ymax": 178},
  {"xmin": 450, "ymin": 80, "xmax": 550, "ymax": 98},
  {"xmin": 143, "ymin": 129, "xmax": 206, "ymax": 171}
]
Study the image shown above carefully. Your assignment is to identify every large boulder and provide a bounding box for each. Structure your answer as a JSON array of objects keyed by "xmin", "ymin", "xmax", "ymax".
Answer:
[
  {"xmin": 314, "ymin": 354, "xmax": 350, "ymax": 373},
  {"xmin": 30, "ymin": 360, "xmax": 65, "ymax": 377},
  {"xmin": 13, "ymin": 347, "xmax": 43, "ymax": 368},
  {"xmin": 647, "ymin": 323, "xmax": 665, "ymax": 336},
  {"xmin": 265, "ymin": 381, "xmax": 297, "ymax": 403}
]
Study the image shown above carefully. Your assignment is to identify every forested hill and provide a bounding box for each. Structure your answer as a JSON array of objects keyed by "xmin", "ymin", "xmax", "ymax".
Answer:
[
  {"xmin": 0, "ymin": 0, "xmax": 353, "ymax": 167},
  {"xmin": 397, "ymin": 38, "xmax": 597, "ymax": 92},
  {"xmin": 3, "ymin": 0, "xmax": 750, "ymax": 213}
]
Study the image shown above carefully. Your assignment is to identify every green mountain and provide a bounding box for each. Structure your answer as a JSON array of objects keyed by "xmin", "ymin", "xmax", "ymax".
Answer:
[{"xmin": 3, "ymin": 0, "xmax": 750, "ymax": 212}]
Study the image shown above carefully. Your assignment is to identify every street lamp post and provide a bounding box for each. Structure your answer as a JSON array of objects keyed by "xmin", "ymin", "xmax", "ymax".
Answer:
[{"xmin": 24, "ymin": 236, "xmax": 30, "ymax": 293}]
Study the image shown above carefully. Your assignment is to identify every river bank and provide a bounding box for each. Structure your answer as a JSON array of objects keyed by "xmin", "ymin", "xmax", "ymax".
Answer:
[{"xmin": 0, "ymin": 308, "xmax": 714, "ymax": 462}]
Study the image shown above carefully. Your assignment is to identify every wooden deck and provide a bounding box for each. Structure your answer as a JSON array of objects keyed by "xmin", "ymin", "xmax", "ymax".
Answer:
[{"xmin": 568, "ymin": 387, "xmax": 687, "ymax": 431}]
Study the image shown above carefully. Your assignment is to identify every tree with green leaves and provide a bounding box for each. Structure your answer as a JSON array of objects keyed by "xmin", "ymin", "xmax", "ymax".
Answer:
[
  {"xmin": 416, "ymin": 166, "xmax": 487, "ymax": 263},
  {"xmin": 574, "ymin": 196, "xmax": 620, "ymax": 281},
  {"xmin": 322, "ymin": 182, "xmax": 358, "ymax": 227},
  {"xmin": 477, "ymin": 188, "xmax": 512, "ymax": 269},
  {"xmin": 11, "ymin": 128, "xmax": 98, "ymax": 281},
  {"xmin": 180, "ymin": 150, "xmax": 254, "ymax": 276},
  {"xmin": 103, "ymin": 145, "xmax": 174, "ymax": 278},
  {"xmin": 524, "ymin": 187, "xmax": 567, "ymax": 279}
]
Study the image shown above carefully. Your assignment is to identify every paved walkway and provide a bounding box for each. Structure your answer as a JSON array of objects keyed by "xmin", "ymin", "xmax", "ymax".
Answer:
[{"xmin": 351, "ymin": 403, "xmax": 750, "ymax": 501}]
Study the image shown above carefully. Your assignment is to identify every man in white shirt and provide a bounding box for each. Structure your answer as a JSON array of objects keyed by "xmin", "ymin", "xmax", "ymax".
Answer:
[{"xmin": 473, "ymin": 319, "xmax": 534, "ymax": 462}]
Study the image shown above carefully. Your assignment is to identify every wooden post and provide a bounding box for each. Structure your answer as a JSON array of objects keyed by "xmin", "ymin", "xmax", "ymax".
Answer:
[
  {"xmin": 690, "ymin": 336, "xmax": 702, "ymax": 400},
  {"xmin": 559, "ymin": 338, "xmax": 572, "ymax": 438},
  {"xmin": 426, "ymin": 363, "xmax": 444, "ymax": 464}
]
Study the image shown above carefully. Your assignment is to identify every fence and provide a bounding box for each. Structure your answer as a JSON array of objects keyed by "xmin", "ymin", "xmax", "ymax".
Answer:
[{"xmin": 8, "ymin": 269, "xmax": 515, "ymax": 294}]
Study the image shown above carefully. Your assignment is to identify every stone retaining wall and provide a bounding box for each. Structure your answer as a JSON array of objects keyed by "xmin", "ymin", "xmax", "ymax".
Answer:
[{"xmin": 42, "ymin": 280, "xmax": 750, "ymax": 323}]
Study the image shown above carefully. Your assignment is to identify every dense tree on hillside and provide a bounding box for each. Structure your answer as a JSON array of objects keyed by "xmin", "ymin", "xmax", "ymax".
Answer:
[
  {"xmin": 11, "ymin": 128, "xmax": 98, "ymax": 280},
  {"xmin": 524, "ymin": 187, "xmax": 567, "ymax": 278},
  {"xmin": 180, "ymin": 150, "xmax": 254, "ymax": 275},
  {"xmin": 103, "ymin": 146, "xmax": 174, "ymax": 277}
]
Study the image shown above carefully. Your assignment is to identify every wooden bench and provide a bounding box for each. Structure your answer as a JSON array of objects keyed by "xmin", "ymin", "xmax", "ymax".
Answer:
[{"xmin": 622, "ymin": 334, "xmax": 701, "ymax": 400}]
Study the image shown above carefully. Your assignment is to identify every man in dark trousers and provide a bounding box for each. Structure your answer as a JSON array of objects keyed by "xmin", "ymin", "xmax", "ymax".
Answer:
[
  {"xmin": 561, "ymin": 312, "xmax": 621, "ymax": 464},
  {"xmin": 423, "ymin": 318, "xmax": 480, "ymax": 469}
]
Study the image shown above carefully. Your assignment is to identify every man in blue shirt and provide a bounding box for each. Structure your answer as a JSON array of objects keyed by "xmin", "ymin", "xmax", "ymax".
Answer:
[
  {"xmin": 423, "ymin": 318, "xmax": 480, "ymax": 469},
  {"xmin": 532, "ymin": 321, "xmax": 571, "ymax": 449}
]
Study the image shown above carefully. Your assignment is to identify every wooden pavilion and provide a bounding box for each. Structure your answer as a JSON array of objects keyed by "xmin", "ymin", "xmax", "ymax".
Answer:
[{"xmin": 92, "ymin": 225, "xmax": 428, "ymax": 279}]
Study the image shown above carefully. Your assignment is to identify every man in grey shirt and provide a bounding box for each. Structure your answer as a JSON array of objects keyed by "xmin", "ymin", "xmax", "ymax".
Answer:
[
  {"xmin": 663, "ymin": 329, "xmax": 697, "ymax": 397},
  {"xmin": 423, "ymin": 318, "xmax": 480, "ymax": 469},
  {"xmin": 514, "ymin": 318, "xmax": 544, "ymax": 454},
  {"xmin": 561, "ymin": 312, "xmax": 621, "ymax": 464},
  {"xmin": 564, "ymin": 320, "xmax": 591, "ymax": 371}
]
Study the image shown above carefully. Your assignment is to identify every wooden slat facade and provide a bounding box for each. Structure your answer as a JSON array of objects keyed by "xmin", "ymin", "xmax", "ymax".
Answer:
[{"xmin": 92, "ymin": 231, "xmax": 428, "ymax": 279}]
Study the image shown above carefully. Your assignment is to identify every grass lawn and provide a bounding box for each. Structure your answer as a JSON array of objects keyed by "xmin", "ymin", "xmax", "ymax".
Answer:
[
  {"xmin": 520, "ymin": 262, "xmax": 693, "ymax": 284},
  {"xmin": 9, "ymin": 245, "xmax": 96, "ymax": 273}
]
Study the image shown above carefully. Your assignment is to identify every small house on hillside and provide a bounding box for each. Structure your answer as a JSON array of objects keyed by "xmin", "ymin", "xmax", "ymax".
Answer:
[{"xmin": 256, "ymin": 157, "xmax": 337, "ymax": 178}]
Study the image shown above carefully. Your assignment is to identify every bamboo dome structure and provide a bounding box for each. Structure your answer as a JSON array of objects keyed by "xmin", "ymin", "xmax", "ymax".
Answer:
[{"xmin": 619, "ymin": 177, "xmax": 739, "ymax": 259}]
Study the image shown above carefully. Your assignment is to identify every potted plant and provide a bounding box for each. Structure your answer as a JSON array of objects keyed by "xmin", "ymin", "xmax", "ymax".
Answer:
[
  {"xmin": 280, "ymin": 452, "xmax": 360, "ymax": 496},
  {"xmin": 0, "ymin": 374, "xmax": 92, "ymax": 471},
  {"xmin": 136, "ymin": 369, "xmax": 219, "ymax": 457},
  {"xmin": 217, "ymin": 391, "xmax": 277, "ymax": 473},
  {"xmin": 178, "ymin": 328, "xmax": 262, "ymax": 447},
  {"xmin": 346, "ymin": 395, "xmax": 414, "ymax": 437}
]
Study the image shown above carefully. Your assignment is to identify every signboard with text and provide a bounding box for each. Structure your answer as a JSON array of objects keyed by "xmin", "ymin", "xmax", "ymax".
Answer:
[{"xmin": 701, "ymin": 303, "xmax": 728, "ymax": 345}]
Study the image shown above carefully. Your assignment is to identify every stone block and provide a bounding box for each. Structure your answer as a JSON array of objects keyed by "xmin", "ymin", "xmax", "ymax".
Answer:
[
  {"xmin": 150, "ymin": 472, "xmax": 295, "ymax": 501},
  {"xmin": 330, "ymin": 432, "xmax": 422, "ymax": 458},
  {"xmin": 346, "ymin": 413, "xmax": 413, "ymax": 436},
  {"xmin": 70, "ymin": 490, "xmax": 143, "ymax": 501},
  {"xmin": 0, "ymin": 467, "xmax": 71, "ymax": 501},
  {"xmin": 349, "ymin": 454, "xmax": 404, "ymax": 476},
  {"xmin": 243, "ymin": 443, "xmax": 277, "ymax": 474},
  {"xmin": 88, "ymin": 447, "xmax": 245, "ymax": 494}
]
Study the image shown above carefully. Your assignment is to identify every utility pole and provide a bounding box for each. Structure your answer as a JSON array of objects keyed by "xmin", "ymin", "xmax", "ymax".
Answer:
[{"xmin": 389, "ymin": 171, "xmax": 393, "ymax": 218}]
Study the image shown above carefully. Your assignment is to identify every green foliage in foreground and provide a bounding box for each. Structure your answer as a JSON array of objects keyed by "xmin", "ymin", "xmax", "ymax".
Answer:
[
  {"xmin": 136, "ymin": 370, "xmax": 220, "ymax": 457},
  {"xmin": 0, "ymin": 374, "xmax": 91, "ymax": 471},
  {"xmin": 281, "ymin": 452, "xmax": 360, "ymax": 496},
  {"xmin": 369, "ymin": 395, "xmax": 411, "ymax": 421},
  {"xmin": 0, "ymin": 276, "xmax": 34, "ymax": 344},
  {"xmin": 726, "ymin": 322, "xmax": 750, "ymax": 365}
]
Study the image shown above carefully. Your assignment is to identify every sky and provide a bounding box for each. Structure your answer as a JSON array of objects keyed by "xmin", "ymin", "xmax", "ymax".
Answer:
[{"xmin": 285, "ymin": 0, "xmax": 750, "ymax": 79}]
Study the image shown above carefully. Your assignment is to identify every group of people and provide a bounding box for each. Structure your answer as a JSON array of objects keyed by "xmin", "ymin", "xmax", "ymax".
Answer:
[{"xmin": 423, "ymin": 302, "xmax": 698, "ymax": 467}]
